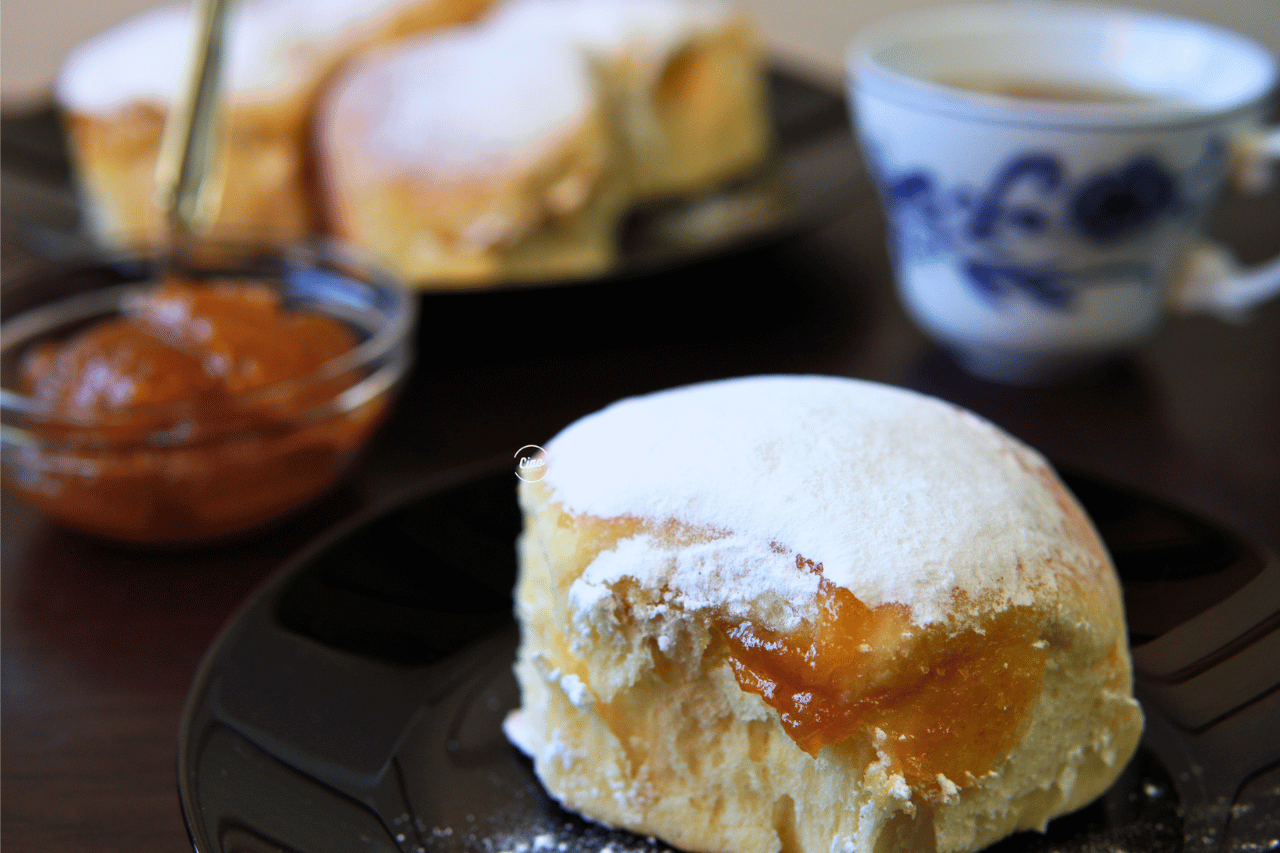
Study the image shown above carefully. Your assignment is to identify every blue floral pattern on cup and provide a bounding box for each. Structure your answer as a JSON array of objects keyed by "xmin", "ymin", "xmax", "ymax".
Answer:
[
  {"xmin": 868, "ymin": 137, "xmax": 1225, "ymax": 312},
  {"xmin": 1069, "ymin": 157, "xmax": 1180, "ymax": 242},
  {"xmin": 966, "ymin": 154, "xmax": 1063, "ymax": 242}
]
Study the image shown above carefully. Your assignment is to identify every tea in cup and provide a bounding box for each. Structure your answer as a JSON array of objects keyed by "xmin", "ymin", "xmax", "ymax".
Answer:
[{"xmin": 847, "ymin": 3, "xmax": 1280, "ymax": 384}]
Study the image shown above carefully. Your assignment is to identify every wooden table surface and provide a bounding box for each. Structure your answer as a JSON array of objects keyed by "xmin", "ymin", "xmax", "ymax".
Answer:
[{"xmin": 3, "ymin": 111, "xmax": 1279, "ymax": 852}]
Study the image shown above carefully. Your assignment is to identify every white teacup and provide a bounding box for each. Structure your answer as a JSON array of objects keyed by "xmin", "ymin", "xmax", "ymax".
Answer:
[{"xmin": 847, "ymin": 2, "xmax": 1280, "ymax": 384}]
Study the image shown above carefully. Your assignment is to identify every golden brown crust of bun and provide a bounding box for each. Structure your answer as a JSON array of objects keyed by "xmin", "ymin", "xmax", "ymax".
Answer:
[
  {"xmin": 615, "ymin": 19, "xmax": 771, "ymax": 199},
  {"xmin": 318, "ymin": 106, "xmax": 630, "ymax": 286},
  {"xmin": 64, "ymin": 104, "xmax": 315, "ymax": 250}
]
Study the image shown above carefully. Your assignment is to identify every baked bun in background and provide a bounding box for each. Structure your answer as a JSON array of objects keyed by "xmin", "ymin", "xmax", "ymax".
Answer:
[
  {"xmin": 505, "ymin": 375, "xmax": 1143, "ymax": 853},
  {"xmin": 485, "ymin": 0, "xmax": 771, "ymax": 199},
  {"xmin": 315, "ymin": 25, "xmax": 629, "ymax": 285},
  {"xmin": 316, "ymin": 0, "xmax": 770, "ymax": 287},
  {"xmin": 55, "ymin": 0, "xmax": 491, "ymax": 251}
]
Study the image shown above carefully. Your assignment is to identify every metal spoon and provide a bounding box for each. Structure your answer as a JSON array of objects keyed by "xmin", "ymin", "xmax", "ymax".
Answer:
[{"xmin": 153, "ymin": 0, "xmax": 234, "ymax": 256}]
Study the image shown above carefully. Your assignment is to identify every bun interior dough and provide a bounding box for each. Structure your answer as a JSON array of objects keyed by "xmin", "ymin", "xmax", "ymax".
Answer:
[{"xmin": 505, "ymin": 374, "xmax": 1143, "ymax": 853}]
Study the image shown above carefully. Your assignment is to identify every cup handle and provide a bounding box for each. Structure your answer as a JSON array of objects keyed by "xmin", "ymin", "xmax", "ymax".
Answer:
[
  {"xmin": 1169, "ymin": 242, "xmax": 1280, "ymax": 322},
  {"xmin": 1168, "ymin": 126, "xmax": 1280, "ymax": 322},
  {"xmin": 1230, "ymin": 125, "xmax": 1280, "ymax": 194}
]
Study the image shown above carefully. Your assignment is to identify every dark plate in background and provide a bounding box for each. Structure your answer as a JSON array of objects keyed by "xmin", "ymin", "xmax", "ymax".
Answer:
[
  {"xmin": 178, "ymin": 465, "xmax": 1280, "ymax": 853},
  {"xmin": 0, "ymin": 68, "xmax": 862, "ymax": 292}
]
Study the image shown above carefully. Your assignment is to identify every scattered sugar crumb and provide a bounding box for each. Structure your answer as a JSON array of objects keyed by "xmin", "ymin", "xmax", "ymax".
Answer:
[
  {"xmin": 936, "ymin": 774, "xmax": 959, "ymax": 800},
  {"xmin": 559, "ymin": 674, "xmax": 593, "ymax": 707}
]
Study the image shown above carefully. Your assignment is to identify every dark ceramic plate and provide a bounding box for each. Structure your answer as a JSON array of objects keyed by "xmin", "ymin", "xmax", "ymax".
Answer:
[
  {"xmin": 177, "ymin": 465, "xmax": 1280, "ymax": 853},
  {"xmin": 0, "ymin": 69, "xmax": 862, "ymax": 293}
]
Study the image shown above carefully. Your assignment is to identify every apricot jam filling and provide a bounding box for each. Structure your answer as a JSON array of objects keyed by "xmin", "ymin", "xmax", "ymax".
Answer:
[
  {"xmin": 715, "ymin": 556, "xmax": 1048, "ymax": 797},
  {"xmin": 538, "ymin": 506, "xmax": 1050, "ymax": 797}
]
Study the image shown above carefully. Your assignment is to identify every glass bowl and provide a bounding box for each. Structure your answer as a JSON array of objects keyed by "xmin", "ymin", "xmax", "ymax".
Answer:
[{"xmin": 0, "ymin": 241, "xmax": 416, "ymax": 544}]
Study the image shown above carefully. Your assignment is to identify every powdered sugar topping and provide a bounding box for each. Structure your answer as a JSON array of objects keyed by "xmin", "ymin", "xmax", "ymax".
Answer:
[
  {"xmin": 543, "ymin": 375, "xmax": 1095, "ymax": 625},
  {"xmin": 57, "ymin": 0, "xmax": 426, "ymax": 112},
  {"xmin": 327, "ymin": 25, "xmax": 594, "ymax": 178},
  {"xmin": 569, "ymin": 533, "xmax": 821, "ymax": 632}
]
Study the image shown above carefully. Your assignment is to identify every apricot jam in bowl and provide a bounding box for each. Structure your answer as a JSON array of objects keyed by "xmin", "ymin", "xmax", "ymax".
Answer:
[{"xmin": 0, "ymin": 241, "xmax": 415, "ymax": 544}]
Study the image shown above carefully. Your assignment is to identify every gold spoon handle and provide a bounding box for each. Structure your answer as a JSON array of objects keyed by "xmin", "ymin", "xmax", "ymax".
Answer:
[{"xmin": 153, "ymin": 0, "xmax": 234, "ymax": 252}]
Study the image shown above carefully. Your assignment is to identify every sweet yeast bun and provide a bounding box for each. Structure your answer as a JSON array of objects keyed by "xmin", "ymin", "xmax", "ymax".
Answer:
[
  {"xmin": 485, "ymin": 0, "xmax": 771, "ymax": 199},
  {"xmin": 316, "ymin": 24, "xmax": 629, "ymax": 286},
  {"xmin": 315, "ymin": 0, "xmax": 770, "ymax": 288},
  {"xmin": 55, "ymin": 0, "xmax": 491, "ymax": 251},
  {"xmin": 505, "ymin": 375, "xmax": 1143, "ymax": 853}
]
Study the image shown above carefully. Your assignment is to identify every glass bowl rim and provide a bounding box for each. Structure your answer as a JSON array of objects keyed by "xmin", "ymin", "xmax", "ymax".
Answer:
[{"xmin": 0, "ymin": 239, "xmax": 416, "ymax": 437}]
